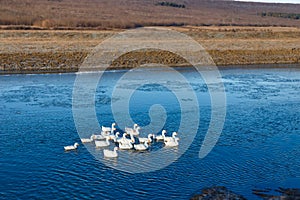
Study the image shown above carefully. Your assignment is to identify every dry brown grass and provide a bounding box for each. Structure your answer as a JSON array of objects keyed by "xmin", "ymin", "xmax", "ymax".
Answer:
[
  {"xmin": 0, "ymin": 26, "xmax": 300, "ymax": 73},
  {"xmin": 1, "ymin": 0, "xmax": 300, "ymax": 29}
]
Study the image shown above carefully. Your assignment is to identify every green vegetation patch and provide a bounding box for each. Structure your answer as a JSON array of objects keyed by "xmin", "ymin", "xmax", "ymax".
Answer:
[
  {"xmin": 155, "ymin": 1, "xmax": 186, "ymax": 8},
  {"xmin": 260, "ymin": 12, "xmax": 300, "ymax": 20}
]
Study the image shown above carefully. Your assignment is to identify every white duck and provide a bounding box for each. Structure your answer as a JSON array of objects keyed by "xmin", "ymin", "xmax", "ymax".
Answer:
[
  {"xmin": 101, "ymin": 131, "xmax": 110, "ymax": 137},
  {"xmin": 164, "ymin": 133, "xmax": 179, "ymax": 147},
  {"xmin": 92, "ymin": 134, "xmax": 105, "ymax": 140},
  {"xmin": 118, "ymin": 140, "xmax": 133, "ymax": 150},
  {"xmin": 125, "ymin": 124, "xmax": 140, "ymax": 136},
  {"xmin": 117, "ymin": 133, "xmax": 135, "ymax": 144},
  {"xmin": 116, "ymin": 133, "xmax": 127, "ymax": 143},
  {"xmin": 81, "ymin": 135, "xmax": 94, "ymax": 143},
  {"xmin": 107, "ymin": 132, "xmax": 120, "ymax": 141},
  {"xmin": 164, "ymin": 132, "xmax": 179, "ymax": 142},
  {"xmin": 138, "ymin": 134, "xmax": 153, "ymax": 144},
  {"xmin": 103, "ymin": 147, "xmax": 118, "ymax": 158},
  {"xmin": 134, "ymin": 141, "xmax": 149, "ymax": 151},
  {"xmin": 102, "ymin": 123, "xmax": 116, "ymax": 133},
  {"xmin": 64, "ymin": 143, "xmax": 79, "ymax": 151},
  {"xmin": 95, "ymin": 138, "xmax": 110, "ymax": 147},
  {"xmin": 111, "ymin": 125, "xmax": 116, "ymax": 135},
  {"xmin": 117, "ymin": 133, "xmax": 135, "ymax": 150},
  {"xmin": 113, "ymin": 132, "xmax": 122, "ymax": 142},
  {"xmin": 155, "ymin": 130, "xmax": 167, "ymax": 141}
]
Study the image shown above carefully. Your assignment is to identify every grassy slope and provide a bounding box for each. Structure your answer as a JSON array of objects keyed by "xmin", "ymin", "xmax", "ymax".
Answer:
[
  {"xmin": 1, "ymin": 0, "xmax": 300, "ymax": 29},
  {"xmin": 1, "ymin": 26, "xmax": 299, "ymax": 73}
]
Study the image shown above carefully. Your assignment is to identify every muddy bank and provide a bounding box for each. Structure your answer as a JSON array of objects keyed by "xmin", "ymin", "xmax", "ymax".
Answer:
[
  {"xmin": 191, "ymin": 186, "xmax": 300, "ymax": 200},
  {"xmin": 191, "ymin": 186, "xmax": 246, "ymax": 200},
  {"xmin": 1, "ymin": 26, "xmax": 300, "ymax": 74}
]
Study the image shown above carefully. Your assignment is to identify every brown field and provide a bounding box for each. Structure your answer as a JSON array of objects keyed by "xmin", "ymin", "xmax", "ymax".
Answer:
[
  {"xmin": 1, "ymin": 26, "xmax": 300, "ymax": 73},
  {"xmin": 1, "ymin": 0, "xmax": 300, "ymax": 73},
  {"xmin": 1, "ymin": 0, "xmax": 300, "ymax": 29}
]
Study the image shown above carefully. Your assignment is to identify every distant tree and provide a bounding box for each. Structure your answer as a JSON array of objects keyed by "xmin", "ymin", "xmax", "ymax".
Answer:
[
  {"xmin": 155, "ymin": 1, "xmax": 186, "ymax": 8},
  {"xmin": 260, "ymin": 12, "xmax": 300, "ymax": 20}
]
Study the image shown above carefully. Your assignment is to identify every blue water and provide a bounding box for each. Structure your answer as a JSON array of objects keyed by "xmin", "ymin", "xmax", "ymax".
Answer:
[{"xmin": 0, "ymin": 68, "xmax": 300, "ymax": 199}]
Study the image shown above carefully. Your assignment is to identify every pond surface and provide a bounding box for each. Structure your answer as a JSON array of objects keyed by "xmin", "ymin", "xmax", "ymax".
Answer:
[{"xmin": 0, "ymin": 67, "xmax": 299, "ymax": 199}]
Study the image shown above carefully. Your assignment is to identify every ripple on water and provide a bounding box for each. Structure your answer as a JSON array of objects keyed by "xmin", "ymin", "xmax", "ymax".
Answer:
[{"xmin": 0, "ymin": 69, "xmax": 300, "ymax": 199}]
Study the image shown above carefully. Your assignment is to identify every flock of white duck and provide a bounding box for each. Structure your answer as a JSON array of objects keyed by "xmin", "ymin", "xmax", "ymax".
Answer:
[{"xmin": 64, "ymin": 123, "xmax": 180, "ymax": 158}]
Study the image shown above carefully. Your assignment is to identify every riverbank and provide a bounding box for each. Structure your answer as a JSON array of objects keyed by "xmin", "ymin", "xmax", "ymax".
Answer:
[
  {"xmin": 1, "ymin": 63, "xmax": 300, "ymax": 75},
  {"xmin": 1, "ymin": 26, "xmax": 300, "ymax": 74},
  {"xmin": 190, "ymin": 186, "xmax": 300, "ymax": 200}
]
